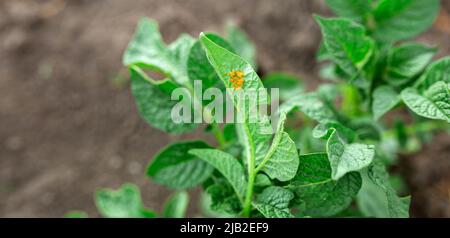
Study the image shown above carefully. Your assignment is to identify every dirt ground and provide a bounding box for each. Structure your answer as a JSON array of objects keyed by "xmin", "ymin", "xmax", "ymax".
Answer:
[{"xmin": 0, "ymin": 0, "xmax": 449, "ymax": 217}]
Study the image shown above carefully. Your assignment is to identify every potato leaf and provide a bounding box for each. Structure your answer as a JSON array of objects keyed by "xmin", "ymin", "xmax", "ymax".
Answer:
[
  {"xmin": 327, "ymin": 129, "xmax": 375, "ymax": 180},
  {"xmin": 189, "ymin": 149, "xmax": 247, "ymax": 201},
  {"xmin": 314, "ymin": 16, "xmax": 375, "ymax": 77},
  {"xmin": 386, "ymin": 43, "xmax": 436, "ymax": 85},
  {"xmin": 123, "ymin": 18, "xmax": 194, "ymax": 86},
  {"xmin": 372, "ymin": 0, "xmax": 440, "ymax": 42},
  {"xmin": 205, "ymin": 179, "xmax": 242, "ymax": 216},
  {"xmin": 415, "ymin": 57, "xmax": 450, "ymax": 90},
  {"xmin": 254, "ymin": 174, "xmax": 272, "ymax": 188},
  {"xmin": 163, "ymin": 191, "xmax": 189, "ymax": 218},
  {"xmin": 325, "ymin": 0, "xmax": 373, "ymax": 22},
  {"xmin": 255, "ymin": 186, "xmax": 294, "ymax": 218},
  {"xmin": 256, "ymin": 114, "xmax": 299, "ymax": 182},
  {"xmin": 357, "ymin": 160, "xmax": 410, "ymax": 218},
  {"xmin": 187, "ymin": 33, "xmax": 235, "ymax": 90},
  {"xmin": 372, "ymin": 85, "xmax": 400, "ymax": 120},
  {"xmin": 280, "ymin": 93, "xmax": 337, "ymax": 124},
  {"xmin": 312, "ymin": 121, "xmax": 356, "ymax": 143},
  {"xmin": 290, "ymin": 153, "xmax": 362, "ymax": 217},
  {"xmin": 199, "ymin": 32, "xmax": 271, "ymax": 169},
  {"xmin": 147, "ymin": 141, "xmax": 214, "ymax": 189},
  {"xmin": 130, "ymin": 66, "xmax": 197, "ymax": 134},
  {"xmin": 402, "ymin": 82, "xmax": 450, "ymax": 123}
]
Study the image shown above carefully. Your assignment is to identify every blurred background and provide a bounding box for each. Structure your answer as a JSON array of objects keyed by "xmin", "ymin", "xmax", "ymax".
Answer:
[{"xmin": 0, "ymin": 0, "xmax": 449, "ymax": 217}]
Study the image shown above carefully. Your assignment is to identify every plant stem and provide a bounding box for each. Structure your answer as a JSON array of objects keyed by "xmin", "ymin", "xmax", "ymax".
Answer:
[
  {"xmin": 211, "ymin": 123, "xmax": 226, "ymax": 147},
  {"xmin": 241, "ymin": 124, "xmax": 256, "ymax": 218}
]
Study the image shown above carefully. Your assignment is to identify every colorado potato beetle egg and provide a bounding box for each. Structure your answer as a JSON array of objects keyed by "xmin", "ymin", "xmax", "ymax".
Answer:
[{"xmin": 228, "ymin": 70, "xmax": 245, "ymax": 90}]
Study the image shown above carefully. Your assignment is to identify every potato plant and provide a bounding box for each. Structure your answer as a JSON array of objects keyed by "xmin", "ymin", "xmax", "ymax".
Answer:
[{"xmin": 75, "ymin": 0, "xmax": 449, "ymax": 218}]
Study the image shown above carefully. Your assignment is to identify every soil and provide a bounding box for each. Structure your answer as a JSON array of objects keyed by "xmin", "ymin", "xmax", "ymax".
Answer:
[{"xmin": 0, "ymin": 0, "xmax": 449, "ymax": 217}]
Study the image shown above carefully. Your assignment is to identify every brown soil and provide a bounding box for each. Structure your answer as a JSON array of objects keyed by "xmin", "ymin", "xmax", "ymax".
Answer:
[{"xmin": 0, "ymin": 0, "xmax": 449, "ymax": 217}]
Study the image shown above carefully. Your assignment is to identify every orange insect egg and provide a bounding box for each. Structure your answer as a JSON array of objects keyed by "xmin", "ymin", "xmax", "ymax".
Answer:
[{"xmin": 228, "ymin": 70, "xmax": 245, "ymax": 90}]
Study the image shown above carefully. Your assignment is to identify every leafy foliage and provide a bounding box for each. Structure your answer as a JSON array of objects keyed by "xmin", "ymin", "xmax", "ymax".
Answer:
[
  {"xmin": 402, "ymin": 82, "xmax": 450, "ymax": 122},
  {"xmin": 163, "ymin": 191, "xmax": 189, "ymax": 218},
  {"xmin": 255, "ymin": 186, "xmax": 295, "ymax": 218},
  {"xmin": 79, "ymin": 0, "xmax": 449, "ymax": 218},
  {"xmin": 372, "ymin": 0, "xmax": 440, "ymax": 42},
  {"xmin": 315, "ymin": 16, "xmax": 375, "ymax": 78},
  {"xmin": 147, "ymin": 141, "xmax": 214, "ymax": 189},
  {"xmin": 290, "ymin": 153, "xmax": 362, "ymax": 217},
  {"xmin": 326, "ymin": 129, "xmax": 375, "ymax": 180}
]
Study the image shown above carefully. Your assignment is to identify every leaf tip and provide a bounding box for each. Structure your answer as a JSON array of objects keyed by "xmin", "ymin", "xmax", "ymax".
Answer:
[
  {"xmin": 313, "ymin": 14, "xmax": 325, "ymax": 24},
  {"xmin": 199, "ymin": 32, "xmax": 206, "ymax": 39}
]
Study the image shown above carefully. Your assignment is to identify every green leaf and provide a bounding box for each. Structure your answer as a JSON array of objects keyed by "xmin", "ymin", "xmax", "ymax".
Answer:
[
  {"xmin": 349, "ymin": 118, "xmax": 383, "ymax": 141},
  {"xmin": 147, "ymin": 141, "xmax": 214, "ymax": 189},
  {"xmin": 372, "ymin": 85, "xmax": 400, "ymax": 120},
  {"xmin": 357, "ymin": 160, "xmax": 410, "ymax": 218},
  {"xmin": 123, "ymin": 18, "xmax": 194, "ymax": 85},
  {"xmin": 189, "ymin": 149, "xmax": 247, "ymax": 201},
  {"xmin": 123, "ymin": 18, "xmax": 167, "ymax": 66},
  {"xmin": 254, "ymin": 174, "xmax": 272, "ymax": 188},
  {"xmin": 187, "ymin": 33, "xmax": 235, "ymax": 90},
  {"xmin": 293, "ymin": 125, "xmax": 327, "ymax": 154},
  {"xmin": 317, "ymin": 41, "xmax": 331, "ymax": 62},
  {"xmin": 327, "ymin": 129, "xmax": 375, "ymax": 180},
  {"xmin": 163, "ymin": 191, "xmax": 189, "ymax": 218},
  {"xmin": 205, "ymin": 179, "xmax": 242, "ymax": 215},
  {"xmin": 64, "ymin": 211, "xmax": 88, "ymax": 218},
  {"xmin": 386, "ymin": 43, "xmax": 436, "ymax": 83},
  {"xmin": 314, "ymin": 16, "xmax": 375, "ymax": 77},
  {"xmin": 356, "ymin": 169, "xmax": 391, "ymax": 218},
  {"xmin": 199, "ymin": 32, "xmax": 265, "ymax": 96},
  {"xmin": 415, "ymin": 57, "xmax": 450, "ymax": 89},
  {"xmin": 95, "ymin": 184, "xmax": 156, "ymax": 218},
  {"xmin": 223, "ymin": 124, "xmax": 238, "ymax": 142},
  {"xmin": 401, "ymin": 82, "xmax": 450, "ymax": 122},
  {"xmin": 373, "ymin": 0, "xmax": 440, "ymax": 42},
  {"xmin": 226, "ymin": 23, "xmax": 257, "ymax": 69},
  {"xmin": 262, "ymin": 73, "xmax": 304, "ymax": 101},
  {"xmin": 168, "ymin": 34, "xmax": 196, "ymax": 79},
  {"xmin": 317, "ymin": 83, "xmax": 340, "ymax": 102},
  {"xmin": 325, "ymin": 0, "xmax": 372, "ymax": 22},
  {"xmin": 199, "ymin": 32, "xmax": 272, "ymax": 175},
  {"xmin": 238, "ymin": 121, "xmax": 272, "ymax": 170},
  {"xmin": 130, "ymin": 66, "xmax": 197, "ymax": 134},
  {"xmin": 280, "ymin": 93, "xmax": 337, "ymax": 124},
  {"xmin": 256, "ymin": 114, "xmax": 299, "ymax": 182},
  {"xmin": 255, "ymin": 186, "xmax": 294, "ymax": 218},
  {"xmin": 312, "ymin": 121, "xmax": 356, "ymax": 143},
  {"xmin": 290, "ymin": 153, "xmax": 362, "ymax": 217}
]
